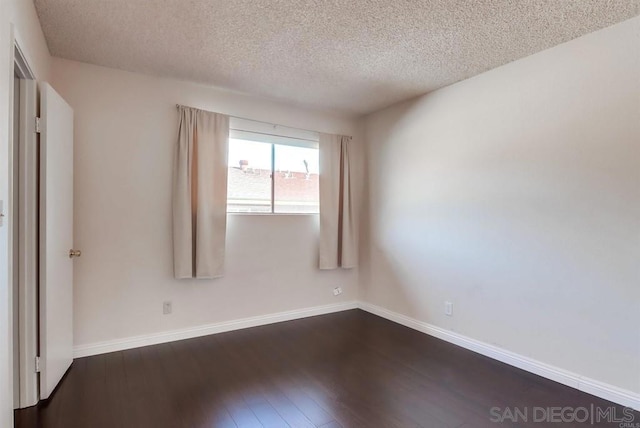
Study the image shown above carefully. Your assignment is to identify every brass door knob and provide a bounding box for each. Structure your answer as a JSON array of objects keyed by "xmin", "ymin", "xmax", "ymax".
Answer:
[{"xmin": 69, "ymin": 249, "xmax": 82, "ymax": 258}]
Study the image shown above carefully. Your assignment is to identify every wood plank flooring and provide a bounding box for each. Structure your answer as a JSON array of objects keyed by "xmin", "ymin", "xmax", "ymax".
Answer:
[{"xmin": 15, "ymin": 309, "xmax": 638, "ymax": 427}]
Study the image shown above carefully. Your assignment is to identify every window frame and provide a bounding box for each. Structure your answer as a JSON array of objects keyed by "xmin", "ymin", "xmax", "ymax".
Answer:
[{"xmin": 227, "ymin": 123, "xmax": 320, "ymax": 215}]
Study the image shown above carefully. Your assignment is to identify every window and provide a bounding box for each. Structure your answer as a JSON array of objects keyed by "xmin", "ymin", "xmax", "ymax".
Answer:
[
  {"xmin": 227, "ymin": 139, "xmax": 272, "ymax": 213},
  {"xmin": 227, "ymin": 122, "xmax": 319, "ymax": 214}
]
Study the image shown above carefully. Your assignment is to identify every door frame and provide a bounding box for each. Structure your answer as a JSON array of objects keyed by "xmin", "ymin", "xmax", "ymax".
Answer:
[{"xmin": 9, "ymin": 34, "xmax": 39, "ymax": 409}]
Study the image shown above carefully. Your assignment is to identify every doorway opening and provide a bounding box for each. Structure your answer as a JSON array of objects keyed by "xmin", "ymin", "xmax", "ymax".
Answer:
[{"xmin": 11, "ymin": 42, "xmax": 39, "ymax": 410}]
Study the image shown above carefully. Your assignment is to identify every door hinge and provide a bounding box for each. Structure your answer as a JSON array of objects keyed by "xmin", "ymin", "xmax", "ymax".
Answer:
[
  {"xmin": 35, "ymin": 356, "xmax": 41, "ymax": 373},
  {"xmin": 35, "ymin": 117, "xmax": 41, "ymax": 134}
]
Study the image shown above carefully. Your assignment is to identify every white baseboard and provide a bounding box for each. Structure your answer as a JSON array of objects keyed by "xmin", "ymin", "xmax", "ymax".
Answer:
[
  {"xmin": 73, "ymin": 299, "xmax": 639, "ymax": 411},
  {"xmin": 357, "ymin": 302, "xmax": 640, "ymax": 411},
  {"xmin": 73, "ymin": 301, "xmax": 358, "ymax": 358}
]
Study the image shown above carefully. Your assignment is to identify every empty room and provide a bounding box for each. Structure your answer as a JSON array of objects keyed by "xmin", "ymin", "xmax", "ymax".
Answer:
[{"xmin": 1, "ymin": 1, "xmax": 639, "ymax": 427}]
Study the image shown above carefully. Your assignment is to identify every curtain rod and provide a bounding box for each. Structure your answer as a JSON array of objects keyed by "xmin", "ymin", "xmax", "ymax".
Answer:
[
  {"xmin": 175, "ymin": 103, "xmax": 351, "ymax": 138},
  {"xmin": 230, "ymin": 128, "xmax": 318, "ymax": 143}
]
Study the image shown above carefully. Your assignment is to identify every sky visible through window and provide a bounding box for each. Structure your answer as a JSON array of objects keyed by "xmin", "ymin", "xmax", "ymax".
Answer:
[{"xmin": 228, "ymin": 139, "xmax": 319, "ymax": 173}]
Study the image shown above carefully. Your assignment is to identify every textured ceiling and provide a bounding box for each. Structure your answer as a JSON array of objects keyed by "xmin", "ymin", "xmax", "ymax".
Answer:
[{"xmin": 35, "ymin": 0, "xmax": 639, "ymax": 115}]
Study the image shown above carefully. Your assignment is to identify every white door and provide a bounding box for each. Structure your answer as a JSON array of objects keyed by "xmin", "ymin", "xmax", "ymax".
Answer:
[{"xmin": 39, "ymin": 83, "xmax": 75, "ymax": 400}]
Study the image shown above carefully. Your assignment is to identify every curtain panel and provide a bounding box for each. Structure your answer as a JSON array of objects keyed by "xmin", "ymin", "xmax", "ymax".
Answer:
[
  {"xmin": 173, "ymin": 106, "xmax": 229, "ymax": 279},
  {"xmin": 319, "ymin": 133, "xmax": 357, "ymax": 269}
]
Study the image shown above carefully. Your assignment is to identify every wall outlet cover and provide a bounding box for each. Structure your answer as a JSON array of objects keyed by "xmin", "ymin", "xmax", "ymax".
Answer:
[
  {"xmin": 445, "ymin": 301, "xmax": 453, "ymax": 316},
  {"xmin": 163, "ymin": 301, "xmax": 172, "ymax": 315}
]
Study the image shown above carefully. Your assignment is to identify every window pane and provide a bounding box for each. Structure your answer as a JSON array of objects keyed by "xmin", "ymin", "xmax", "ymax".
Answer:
[
  {"xmin": 227, "ymin": 139, "xmax": 272, "ymax": 213},
  {"xmin": 274, "ymin": 144, "xmax": 319, "ymax": 213}
]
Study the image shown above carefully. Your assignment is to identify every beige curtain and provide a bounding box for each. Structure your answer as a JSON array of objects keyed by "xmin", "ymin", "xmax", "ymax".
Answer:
[
  {"xmin": 173, "ymin": 106, "xmax": 229, "ymax": 279},
  {"xmin": 319, "ymin": 133, "xmax": 357, "ymax": 269}
]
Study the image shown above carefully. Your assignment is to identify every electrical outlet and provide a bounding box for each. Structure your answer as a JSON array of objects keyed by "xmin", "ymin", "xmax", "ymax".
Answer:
[
  {"xmin": 333, "ymin": 287, "xmax": 343, "ymax": 296},
  {"xmin": 163, "ymin": 301, "xmax": 172, "ymax": 315},
  {"xmin": 445, "ymin": 301, "xmax": 453, "ymax": 316}
]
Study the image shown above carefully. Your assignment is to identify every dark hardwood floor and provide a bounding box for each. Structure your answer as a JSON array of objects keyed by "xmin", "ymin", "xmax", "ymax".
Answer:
[{"xmin": 15, "ymin": 309, "xmax": 638, "ymax": 427}]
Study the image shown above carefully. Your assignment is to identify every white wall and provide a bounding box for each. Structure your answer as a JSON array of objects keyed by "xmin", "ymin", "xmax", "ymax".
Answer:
[
  {"xmin": 363, "ymin": 17, "xmax": 640, "ymax": 395},
  {"xmin": 50, "ymin": 58, "xmax": 363, "ymax": 349},
  {"xmin": 0, "ymin": 0, "xmax": 51, "ymax": 425}
]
